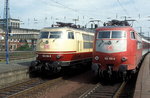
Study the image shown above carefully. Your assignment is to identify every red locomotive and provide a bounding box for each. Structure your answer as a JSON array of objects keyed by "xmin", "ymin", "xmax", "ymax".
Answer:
[{"xmin": 92, "ymin": 20, "xmax": 150, "ymax": 80}]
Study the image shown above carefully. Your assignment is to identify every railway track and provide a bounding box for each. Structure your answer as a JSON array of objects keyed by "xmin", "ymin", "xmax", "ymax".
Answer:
[
  {"xmin": 0, "ymin": 69, "xmax": 135, "ymax": 98},
  {"xmin": 0, "ymin": 56, "xmax": 34, "ymax": 62},
  {"xmin": 79, "ymin": 81, "xmax": 127, "ymax": 98},
  {"xmin": 0, "ymin": 77, "xmax": 63, "ymax": 98},
  {"xmin": 0, "ymin": 51, "xmax": 36, "ymax": 62}
]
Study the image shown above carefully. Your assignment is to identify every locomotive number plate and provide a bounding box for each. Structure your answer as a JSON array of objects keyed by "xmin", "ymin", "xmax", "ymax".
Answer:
[
  {"xmin": 42, "ymin": 54, "xmax": 51, "ymax": 57},
  {"xmin": 104, "ymin": 57, "xmax": 115, "ymax": 60}
]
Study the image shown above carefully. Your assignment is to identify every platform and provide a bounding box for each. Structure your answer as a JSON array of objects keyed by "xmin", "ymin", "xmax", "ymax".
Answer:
[
  {"xmin": 134, "ymin": 53, "xmax": 150, "ymax": 98},
  {"xmin": 0, "ymin": 58, "xmax": 35, "ymax": 88}
]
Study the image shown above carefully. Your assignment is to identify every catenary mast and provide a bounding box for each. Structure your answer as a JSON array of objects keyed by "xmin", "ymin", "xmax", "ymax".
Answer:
[{"xmin": 4, "ymin": 0, "xmax": 10, "ymax": 64}]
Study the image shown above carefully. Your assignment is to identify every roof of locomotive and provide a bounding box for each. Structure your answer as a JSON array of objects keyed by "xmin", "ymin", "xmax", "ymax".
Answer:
[
  {"xmin": 96, "ymin": 26, "xmax": 134, "ymax": 31},
  {"xmin": 41, "ymin": 26, "xmax": 95, "ymax": 33}
]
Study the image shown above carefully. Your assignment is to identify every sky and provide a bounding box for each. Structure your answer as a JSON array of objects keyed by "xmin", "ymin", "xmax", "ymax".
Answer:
[{"xmin": 0, "ymin": 0, "xmax": 150, "ymax": 36}]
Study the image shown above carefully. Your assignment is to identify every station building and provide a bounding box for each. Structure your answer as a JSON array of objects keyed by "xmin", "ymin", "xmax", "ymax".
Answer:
[{"xmin": 0, "ymin": 18, "xmax": 40, "ymax": 51}]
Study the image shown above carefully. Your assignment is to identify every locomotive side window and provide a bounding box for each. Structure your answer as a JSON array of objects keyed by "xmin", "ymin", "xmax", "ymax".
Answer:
[
  {"xmin": 49, "ymin": 31, "xmax": 62, "ymax": 38},
  {"xmin": 82, "ymin": 34, "xmax": 93, "ymax": 49},
  {"xmin": 40, "ymin": 32, "xmax": 49, "ymax": 38},
  {"xmin": 84, "ymin": 42, "xmax": 93, "ymax": 48},
  {"xmin": 97, "ymin": 31, "xmax": 110, "ymax": 39},
  {"xmin": 131, "ymin": 31, "xmax": 136, "ymax": 39},
  {"xmin": 83, "ymin": 34, "xmax": 93, "ymax": 41},
  {"xmin": 112, "ymin": 31, "xmax": 126, "ymax": 38},
  {"xmin": 68, "ymin": 32, "xmax": 74, "ymax": 39},
  {"xmin": 89, "ymin": 35, "xmax": 94, "ymax": 41}
]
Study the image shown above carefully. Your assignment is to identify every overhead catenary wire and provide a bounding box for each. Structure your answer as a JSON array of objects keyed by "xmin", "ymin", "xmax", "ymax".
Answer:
[
  {"xmin": 11, "ymin": 0, "xmax": 149, "ymax": 33},
  {"xmin": 50, "ymin": 0, "xmax": 78, "ymax": 12},
  {"xmin": 37, "ymin": 0, "xmax": 101, "ymax": 27},
  {"xmin": 116, "ymin": 0, "xmax": 130, "ymax": 17},
  {"xmin": 116, "ymin": 0, "xmax": 148, "ymax": 34}
]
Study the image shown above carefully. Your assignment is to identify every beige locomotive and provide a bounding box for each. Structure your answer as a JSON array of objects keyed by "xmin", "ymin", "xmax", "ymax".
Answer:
[{"xmin": 30, "ymin": 26, "xmax": 94, "ymax": 74}]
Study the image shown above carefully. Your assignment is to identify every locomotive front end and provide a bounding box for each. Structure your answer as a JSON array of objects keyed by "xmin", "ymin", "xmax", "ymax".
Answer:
[
  {"xmin": 92, "ymin": 27, "xmax": 129, "ymax": 79},
  {"xmin": 30, "ymin": 28, "xmax": 68, "ymax": 74}
]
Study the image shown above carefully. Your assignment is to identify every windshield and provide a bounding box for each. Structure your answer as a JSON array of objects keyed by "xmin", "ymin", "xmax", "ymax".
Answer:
[
  {"xmin": 40, "ymin": 31, "xmax": 62, "ymax": 39},
  {"xmin": 49, "ymin": 31, "xmax": 62, "ymax": 38},
  {"xmin": 40, "ymin": 32, "xmax": 49, "ymax": 38},
  {"xmin": 97, "ymin": 31, "xmax": 126, "ymax": 39},
  {"xmin": 98, "ymin": 31, "xmax": 110, "ymax": 38},
  {"xmin": 112, "ymin": 31, "xmax": 126, "ymax": 38}
]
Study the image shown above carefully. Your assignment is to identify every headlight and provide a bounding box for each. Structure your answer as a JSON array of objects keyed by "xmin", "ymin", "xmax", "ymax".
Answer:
[
  {"xmin": 56, "ymin": 55, "xmax": 62, "ymax": 59},
  {"xmin": 95, "ymin": 56, "xmax": 99, "ymax": 60},
  {"xmin": 121, "ymin": 57, "xmax": 127, "ymax": 62},
  {"xmin": 36, "ymin": 54, "xmax": 39, "ymax": 58}
]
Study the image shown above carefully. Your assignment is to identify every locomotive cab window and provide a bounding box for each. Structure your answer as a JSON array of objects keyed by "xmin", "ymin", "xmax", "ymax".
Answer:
[
  {"xmin": 97, "ymin": 31, "xmax": 110, "ymax": 39},
  {"xmin": 40, "ymin": 31, "xmax": 62, "ymax": 39},
  {"xmin": 40, "ymin": 32, "xmax": 49, "ymax": 38},
  {"xmin": 49, "ymin": 31, "xmax": 62, "ymax": 38},
  {"xmin": 131, "ymin": 31, "xmax": 136, "ymax": 39},
  {"xmin": 97, "ymin": 31, "xmax": 126, "ymax": 39},
  {"xmin": 68, "ymin": 32, "xmax": 74, "ymax": 39},
  {"xmin": 112, "ymin": 31, "xmax": 126, "ymax": 38}
]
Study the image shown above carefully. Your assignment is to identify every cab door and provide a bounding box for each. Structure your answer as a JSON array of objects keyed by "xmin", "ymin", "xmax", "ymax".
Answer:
[
  {"xmin": 129, "ymin": 31, "xmax": 137, "ymax": 67},
  {"xmin": 130, "ymin": 31, "xmax": 137, "ymax": 54},
  {"xmin": 67, "ymin": 31, "xmax": 76, "ymax": 51}
]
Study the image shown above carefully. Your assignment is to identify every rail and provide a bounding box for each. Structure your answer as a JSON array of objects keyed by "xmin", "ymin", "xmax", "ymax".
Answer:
[
  {"xmin": 79, "ymin": 81, "xmax": 127, "ymax": 98},
  {"xmin": 0, "ymin": 51, "xmax": 36, "ymax": 62},
  {"xmin": 0, "ymin": 77, "xmax": 63, "ymax": 98}
]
